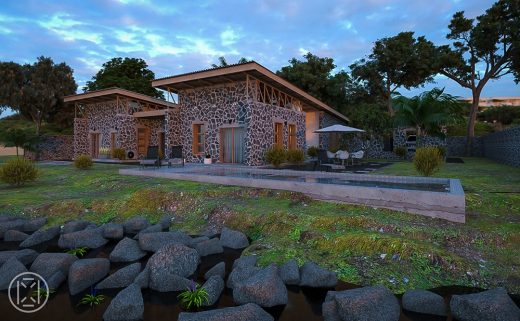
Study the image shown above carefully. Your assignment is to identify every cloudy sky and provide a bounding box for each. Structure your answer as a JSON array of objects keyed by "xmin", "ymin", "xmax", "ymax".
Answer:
[{"xmin": 0, "ymin": 0, "xmax": 518, "ymax": 110}]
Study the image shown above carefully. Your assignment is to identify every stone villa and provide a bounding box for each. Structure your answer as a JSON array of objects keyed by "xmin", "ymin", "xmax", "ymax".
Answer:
[{"xmin": 65, "ymin": 62, "xmax": 349, "ymax": 165}]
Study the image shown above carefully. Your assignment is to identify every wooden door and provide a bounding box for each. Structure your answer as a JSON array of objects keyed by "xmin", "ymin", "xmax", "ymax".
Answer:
[
  {"xmin": 220, "ymin": 127, "xmax": 245, "ymax": 163},
  {"xmin": 90, "ymin": 133, "xmax": 100, "ymax": 158},
  {"xmin": 137, "ymin": 128, "xmax": 149, "ymax": 157}
]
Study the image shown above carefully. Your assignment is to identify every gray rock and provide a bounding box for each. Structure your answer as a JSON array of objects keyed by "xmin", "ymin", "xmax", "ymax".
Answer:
[
  {"xmin": 232, "ymin": 255, "xmax": 257, "ymax": 269},
  {"xmin": 30, "ymin": 252, "xmax": 78, "ymax": 280},
  {"xmin": 191, "ymin": 236, "xmax": 210, "ymax": 245},
  {"xmin": 58, "ymin": 227, "xmax": 108, "ymax": 249},
  {"xmin": 68, "ymin": 258, "xmax": 110, "ymax": 295},
  {"xmin": 109, "ymin": 237, "xmax": 146, "ymax": 262},
  {"xmin": 22, "ymin": 217, "xmax": 47, "ymax": 232},
  {"xmin": 0, "ymin": 249, "xmax": 39, "ymax": 265},
  {"xmin": 147, "ymin": 243, "xmax": 200, "ymax": 291},
  {"xmin": 133, "ymin": 266, "xmax": 149, "ymax": 289},
  {"xmin": 178, "ymin": 303, "xmax": 274, "ymax": 321},
  {"xmin": 102, "ymin": 223, "xmax": 124, "ymax": 240},
  {"xmin": 323, "ymin": 285, "xmax": 400, "ymax": 321},
  {"xmin": 138, "ymin": 224, "xmax": 163, "ymax": 235},
  {"xmin": 20, "ymin": 226, "xmax": 61, "ymax": 248},
  {"xmin": 233, "ymin": 264, "xmax": 288, "ymax": 307},
  {"xmin": 0, "ymin": 215, "xmax": 18, "ymax": 222},
  {"xmin": 103, "ymin": 283, "xmax": 144, "ymax": 321},
  {"xmin": 62, "ymin": 220, "xmax": 90, "ymax": 234},
  {"xmin": 46, "ymin": 271, "xmax": 66, "ymax": 290},
  {"xmin": 227, "ymin": 263, "xmax": 261, "ymax": 289},
  {"xmin": 202, "ymin": 275, "xmax": 224, "ymax": 306},
  {"xmin": 0, "ymin": 257, "xmax": 27, "ymax": 290},
  {"xmin": 138, "ymin": 231, "xmax": 193, "ymax": 252},
  {"xmin": 280, "ymin": 259, "xmax": 300, "ymax": 285},
  {"xmin": 153, "ymin": 274, "xmax": 193, "ymax": 292},
  {"xmin": 220, "ymin": 227, "xmax": 249, "ymax": 249},
  {"xmin": 299, "ymin": 261, "xmax": 337, "ymax": 288},
  {"xmin": 0, "ymin": 219, "xmax": 26, "ymax": 238},
  {"xmin": 450, "ymin": 288, "xmax": 520, "ymax": 321},
  {"xmin": 123, "ymin": 217, "xmax": 149, "ymax": 234},
  {"xmin": 204, "ymin": 262, "xmax": 226, "ymax": 280},
  {"xmin": 84, "ymin": 223, "xmax": 98, "ymax": 230},
  {"xmin": 195, "ymin": 238, "xmax": 223, "ymax": 257},
  {"xmin": 4, "ymin": 230, "xmax": 29, "ymax": 242},
  {"xmin": 96, "ymin": 263, "xmax": 141, "ymax": 290},
  {"xmin": 158, "ymin": 215, "xmax": 173, "ymax": 230},
  {"xmin": 402, "ymin": 289, "xmax": 447, "ymax": 316}
]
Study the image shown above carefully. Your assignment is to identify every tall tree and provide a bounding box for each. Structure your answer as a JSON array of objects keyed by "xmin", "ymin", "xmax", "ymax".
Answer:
[
  {"xmin": 211, "ymin": 56, "xmax": 250, "ymax": 68},
  {"xmin": 84, "ymin": 57, "xmax": 164, "ymax": 99},
  {"xmin": 350, "ymin": 32, "xmax": 438, "ymax": 116},
  {"xmin": 435, "ymin": 0, "xmax": 520, "ymax": 152},
  {"xmin": 0, "ymin": 62, "xmax": 24, "ymax": 116}
]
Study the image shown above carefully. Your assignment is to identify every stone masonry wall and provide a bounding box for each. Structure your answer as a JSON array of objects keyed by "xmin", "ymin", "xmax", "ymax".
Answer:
[
  {"xmin": 482, "ymin": 125, "xmax": 520, "ymax": 167},
  {"xmin": 74, "ymin": 118, "xmax": 88, "ymax": 158},
  {"xmin": 26, "ymin": 135, "xmax": 74, "ymax": 161}
]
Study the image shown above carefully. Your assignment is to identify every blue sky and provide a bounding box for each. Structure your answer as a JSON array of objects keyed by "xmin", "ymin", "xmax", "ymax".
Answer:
[{"xmin": 0, "ymin": 0, "xmax": 518, "ymax": 114}]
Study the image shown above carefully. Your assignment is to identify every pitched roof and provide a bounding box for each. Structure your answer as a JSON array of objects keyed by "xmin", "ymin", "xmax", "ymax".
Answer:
[
  {"xmin": 63, "ymin": 87, "xmax": 176, "ymax": 108},
  {"xmin": 152, "ymin": 61, "xmax": 349, "ymax": 122}
]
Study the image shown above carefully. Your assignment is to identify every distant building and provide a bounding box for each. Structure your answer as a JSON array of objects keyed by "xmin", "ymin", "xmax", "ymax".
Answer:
[{"xmin": 460, "ymin": 97, "xmax": 520, "ymax": 109}]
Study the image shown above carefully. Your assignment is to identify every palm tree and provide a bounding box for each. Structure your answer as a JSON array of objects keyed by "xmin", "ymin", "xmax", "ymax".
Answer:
[
  {"xmin": 393, "ymin": 88, "xmax": 464, "ymax": 137},
  {"xmin": 211, "ymin": 56, "xmax": 250, "ymax": 68}
]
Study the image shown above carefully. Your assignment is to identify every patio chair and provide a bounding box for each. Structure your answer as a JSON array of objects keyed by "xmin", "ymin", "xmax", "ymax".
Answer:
[
  {"xmin": 167, "ymin": 145, "xmax": 184, "ymax": 168},
  {"xmin": 350, "ymin": 150, "xmax": 364, "ymax": 165},
  {"xmin": 317, "ymin": 149, "xmax": 344, "ymax": 171},
  {"xmin": 336, "ymin": 150, "xmax": 349, "ymax": 166},
  {"xmin": 139, "ymin": 146, "xmax": 160, "ymax": 169}
]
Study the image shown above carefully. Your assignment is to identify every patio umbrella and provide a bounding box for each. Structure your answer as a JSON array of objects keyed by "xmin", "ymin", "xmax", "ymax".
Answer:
[{"xmin": 314, "ymin": 124, "xmax": 365, "ymax": 133}]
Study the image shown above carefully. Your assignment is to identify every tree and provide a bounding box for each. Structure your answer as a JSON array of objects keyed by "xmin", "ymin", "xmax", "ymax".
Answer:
[
  {"xmin": 84, "ymin": 57, "xmax": 164, "ymax": 99},
  {"xmin": 435, "ymin": 0, "xmax": 520, "ymax": 153},
  {"xmin": 0, "ymin": 128, "xmax": 39, "ymax": 157},
  {"xmin": 347, "ymin": 103, "xmax": 392, "ymax": 136},
  {"xmin": 211, "ymin": 56, "xmax": 249, "ymax": 68},
  {"xmin": 393, "ymin": 88, "xmax": 465, "ymax": 137},
  {"xmin": 0, "ymin": 62, "xmax": 24, "ymax": 117},
  {"xmin": 350, "ymin": 32, "xmax": 438, "ymax": 116}
]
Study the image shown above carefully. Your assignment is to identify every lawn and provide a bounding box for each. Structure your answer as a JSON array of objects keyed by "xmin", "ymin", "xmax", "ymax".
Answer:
[{"xmin": 0, "ymin": 157, "xmax": 519, "ymax": 294}]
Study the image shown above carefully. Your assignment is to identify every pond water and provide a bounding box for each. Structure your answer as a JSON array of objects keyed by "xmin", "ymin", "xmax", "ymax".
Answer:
[{"xmin": 0, "ymin": 238, "xmax": 517, "ymax": 321}]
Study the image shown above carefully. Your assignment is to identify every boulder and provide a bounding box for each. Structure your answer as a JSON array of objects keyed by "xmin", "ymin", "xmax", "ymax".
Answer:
[
  {"xmin": 191, "ymin": 236, "xmax": 210, "ymax": 245},
  {"xmin": 46, "ymin": 271, "xmax": 66, "ymax": 290},
  {"xmin": 232, "ymin": 255, "xmax": 257, "ymax": 269},
  {"xmin": 85, "ymin": 223, "xmax": 98, "ymax": 230},
  {"xmin": 227, "ymin": 263, "xmax": 261, "ymax": 289},
  {"xmin": 158, "ymin": 215, "xmax": 173, "ymax": 230},
  {"xmin": 0, "ymin": 215, "xmax": 18, "ymax": 222},
  {"xmin": 4, "ymin": 230, "xmax": 29, "ymax": 242},
  {"xmin": 103, "ymin": 283, "xmax": 144, "ymax": 321},
  {"xmin": 0, "ymin": 249, "xmax": 39, "ymax": 265},
  {"xmin": 153, "ymin": 274, "xmax": 192, "ymax": 292},
  {"xmin": 58, "ymin": 227, "xmax": 108, "ymax": 249},
  {"xmin": 62, "ymin": 220, "xmax": 90, "ymax": 234},
  {"xmin": 195, "ymin": 238, "xmax": 224, "ymax": 257},
  {"xmin": 450, "ymin": 288, "xmax": 520, "ymax": 321},
  {"xmin": 30, "ymin": 253, "xmax": 78, "ymax": 280},
  {"xmin": 138, "ymin": 224, "xmax": 163, "ymax": 235},
  {"xmin": 323, "ymin": 285, "xmax": 400, "ymax": 321},
  {"xmin": 102, "ymin": 223, "xmax": 124, "ymax": 240},
  {"xmin": 147, "ymin": 243, "xmax": 200, "ymax": 291},
  {"xmin": 68, "ymin": 258, "xmax": 110, "ymax": 295},
  {"xmin": 96, "ymin": 263, "xmax": 141, "ymax": 290},
  {"xmin": 402, "ymin": 289, "xmax": 447, "ymax": 316},
  {"xmin": 280, "ymin": 259, "xmax": 300, "ymax": 285},
  {"xmin": 109, "ymin": 237, "xmax": 146, "ymax": 262},
  {"xmin": 0, "ymin": 257, "xmax": 28, "ymax": 290},
  {"xmin": 299, "ymin": 261, "xmax": 337, "ymax": 288},
  {"xmin": 220, "ymin": 227, "xmax": 249, "ymax": 249},
  {"xmin": 138, "ymin": 231, "xmax": 193, "ymax": 252},
  {"xmin": 233, "ymin": 264, "xmax": 288, "ymax": 307},
  {"xmin": 178, "ymin": 303, "xmax": 274, "ymax": 321},
  {"xmin": 204, "ymin": 262, "xmax": 226, "ymax": 280},
  {"xmin": 123, "ymin": 217, "xmax": 149, "ymax": 234},
  {"xmin": 0, "ymin": 219, "xmax": 26, "ymax": 238},
  {"xmin": 133, "ymin": 266, "xmax": 149, "ymax": 289},
  {"xmin": 202, "ymin": 275, "xmax": 224, "ymax": 306},
  {"xmin": 22, "ymin": 217, "xmax": 47, "ymax": 232},
  {"xmin": 20, "ymin": 226, "xmax": 61, "ymax": 248}
]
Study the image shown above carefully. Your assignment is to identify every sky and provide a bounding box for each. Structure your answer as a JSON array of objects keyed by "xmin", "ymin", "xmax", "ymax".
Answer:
[{"xmin": 0, "ymin": 0, "xmax": 518, "ymax": 116}]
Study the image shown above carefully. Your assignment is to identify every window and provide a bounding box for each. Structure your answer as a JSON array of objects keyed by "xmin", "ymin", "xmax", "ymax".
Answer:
[
  {"xmin": 192, "ymin": 123, "xmax": 205, "ymax": 155},
  {"xmin": 288, "ymin": 124, "xmax": 297, "ymax": 150},
  {"xmin": 110, "ymin": 132, "xmax": 116, "ymax": 154},
  {"xmin": 274, "ymin": 122, "xmax": 283, "ymax": 148}
]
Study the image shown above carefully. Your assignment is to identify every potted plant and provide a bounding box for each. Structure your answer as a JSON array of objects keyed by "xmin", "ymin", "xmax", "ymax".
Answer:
[
  {"xmin": 204, "ymin": 153, "xmax": 212, "ymax": 165},
  {"xmin": 98, "ymin": 147, "xmax": 110, "ymax": 159}
]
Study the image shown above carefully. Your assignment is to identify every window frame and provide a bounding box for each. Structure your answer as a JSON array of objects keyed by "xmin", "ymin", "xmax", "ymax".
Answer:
[
  {"xmin": 288, "ymin": 123, "xmax": 297, "ymax": 150},
  {"xmin": 274, "ymin": 122, "xmax": 283, "ymax": 148},
  {"xmin": 192, "ymin": 123, "xmax": 205, "ymax": 155}
]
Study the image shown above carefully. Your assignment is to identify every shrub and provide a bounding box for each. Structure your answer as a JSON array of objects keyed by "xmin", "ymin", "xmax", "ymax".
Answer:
[
  {"xmin": 112, "ymin": 148, "xmax": 126, "ymax": 160},
  {"xmin": 177, "ymin": 280, "xmax": 209, "ymax": 310},
  {"xmin": 265, "ymin": 146, "xmax": 287, "ymax": 167},
  {"xmin": 394, "ymin": 147, "xmax": 407, "ymax": 158},
  {"xmin": 435, "ymin": 145, "xmax": 446, "ymax": 158},
  {"xmin": 74, "ymin": 155, "xmax": 93, "ymax": 170},
  {"xmin": 306, "ymin": 146, "xmax": 319, "ymax": 157},
  {"xmin": 0, "ymin": 158, "xmax": 39, "ymax": 187},
  {"xmin": 287, "ymin": 149, "xmax": 305, "ymax": 164},
  {"xmin": 413, "ymin": 147, "xmax": 443, "ymax": 176}
]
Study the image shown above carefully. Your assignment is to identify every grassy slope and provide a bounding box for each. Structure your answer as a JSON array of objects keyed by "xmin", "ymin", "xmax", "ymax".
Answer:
[
  {"xmin": 0, "ymin": 118, "xmax": 73, "ymax": 136},
  {"xmin": 0, "ymin": 157, "xmax": 518, "ymax": 294}
]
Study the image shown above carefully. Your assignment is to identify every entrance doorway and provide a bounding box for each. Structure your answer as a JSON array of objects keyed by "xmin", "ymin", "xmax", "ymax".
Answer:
[
  {"xmin": 90, "ymin": 133, "xmax": 100, "ymax": 158},
  {"xmin": 220, "ymin": 127, "xmax": 245, "ymax": 163},
  {"xmin": 137, "ymin": 128, "xmax": 149, "ymax": 157}
]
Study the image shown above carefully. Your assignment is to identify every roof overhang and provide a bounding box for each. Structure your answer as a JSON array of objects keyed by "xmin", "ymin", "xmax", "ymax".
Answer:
[
  {"xmin": 152, "ymin": 62, "xmax": 349, "ymax": 123},
  {"xmin": 64, "ymin": 87, "xmax": 176, "ymax": 108},
  {"xmin": 133, "ymin": 109, "xmax": 167, "ymax": 118}
]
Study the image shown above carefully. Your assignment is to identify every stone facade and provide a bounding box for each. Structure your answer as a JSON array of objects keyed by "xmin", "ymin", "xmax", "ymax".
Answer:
[
  {"xmin": 318, "ymin": 112, "xmax": 347, "ymax": 150},
  {"xmin": 481, "ymin": 125, "xmax": 520, "ymax": 167},
  {"xmin": 446, "ymin": 137, "xmax": 483, "ymax": 157},
  {"xmin": 27, "ymin": 135, "xmax": 74, "ymax": 161}
]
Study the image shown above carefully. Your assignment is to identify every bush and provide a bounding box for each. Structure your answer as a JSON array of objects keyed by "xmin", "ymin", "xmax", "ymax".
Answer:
[
  {"xmin": 112, "ymin": 148, "xmax": 126, "ymax": 160},
  {"xmin": 74, "ymin": 155, "xmax": 93, "ymax": 170},
  {"xmin": 287, "ymin": 149, "xmax": 305, "ymax": 164},
  {"xmin": 306, "ymin": 146, "xmax": 319, "ymax": 157},
  {"xmin": 0, "ymin": 157, "xmax": 39, "ymax": 187},
  {"xmin": 265, "ymin": 146, "xmax": 287, "ymax": 167},
  {"xmin": 413, "ymin": 147, "xmax": 443, "ymax": 177},
  {"xmin": 394, "ymin": 147, "xmax": 407, "ymax": 158},
  {"xmin": 435, "ymin": 145, "xmax": 446, "ymax": 158}
]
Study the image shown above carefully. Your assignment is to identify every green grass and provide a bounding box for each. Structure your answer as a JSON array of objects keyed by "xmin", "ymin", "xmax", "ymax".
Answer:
[{"xmin": 0, "ymin": 156, "xmax": 518, "ymax": 294}]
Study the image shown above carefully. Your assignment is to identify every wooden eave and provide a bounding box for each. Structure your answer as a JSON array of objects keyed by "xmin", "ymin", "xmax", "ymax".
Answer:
[{"xmin": 63, "ymin": 87, "xmax": 176, "ymax": 109}]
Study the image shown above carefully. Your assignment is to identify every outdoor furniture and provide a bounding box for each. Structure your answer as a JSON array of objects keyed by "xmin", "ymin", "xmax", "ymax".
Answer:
[
  {"xmin": 167, "ymin": 145, "xmax": 184, "ymax": 168},
  {"xmin": 139, "ymin": 146, "xmax": 160, "ymax": 169},
  {"xmin": 317, "ymin": 149, "xmax": 345, "ymax": 171},
  {"xmin": 336, "ymin": 150, "xmax": 349, "ymax": 166},
  {"xmin": 350, "ymin": 150, "xmax": 364, "ymax": 165}
]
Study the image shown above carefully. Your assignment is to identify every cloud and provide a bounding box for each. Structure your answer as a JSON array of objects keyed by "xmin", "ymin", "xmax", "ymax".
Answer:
[{"xmin": 220, "ymin": 27, "xmax": 240, "ymax": 46}]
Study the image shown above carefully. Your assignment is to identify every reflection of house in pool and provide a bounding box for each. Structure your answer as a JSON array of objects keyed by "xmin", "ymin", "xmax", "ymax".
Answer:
[{"xmin": 65, "ymin": 62, "xmax": 349, "ymax": 165}]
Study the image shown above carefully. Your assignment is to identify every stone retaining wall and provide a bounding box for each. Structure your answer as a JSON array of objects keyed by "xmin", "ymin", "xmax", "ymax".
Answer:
[
  {"xmin": 482, "ymin": 125, "xmax": 520, "ymax": 167},
  {"xmin": 27, "ymin": 135, "xmax": 74, "ymax": 160}
]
